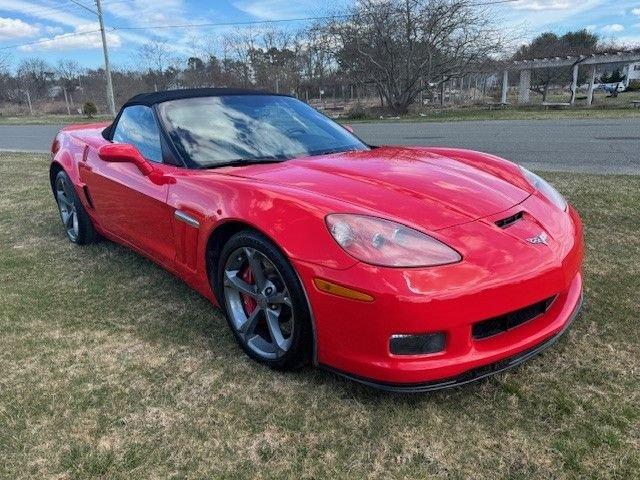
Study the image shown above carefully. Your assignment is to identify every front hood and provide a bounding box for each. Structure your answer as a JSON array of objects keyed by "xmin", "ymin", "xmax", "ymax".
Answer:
[{"xmin": 227, "ymin": 146, "xmax": 530, "ymax": 231}]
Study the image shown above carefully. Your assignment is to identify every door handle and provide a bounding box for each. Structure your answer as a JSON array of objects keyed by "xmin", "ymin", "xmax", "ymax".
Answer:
[{"xmin": 174, "ymin": 210, "xmax": 200, "ymax": 229}]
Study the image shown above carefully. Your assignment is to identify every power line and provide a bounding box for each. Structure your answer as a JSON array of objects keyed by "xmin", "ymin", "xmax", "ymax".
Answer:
[
  {"xmin": 111, "ymin": 14, "xmax": 352, "ymax": 31},
  {"xmin": 67, "ymin": 0, "xmax": 98, "ymax": 15},
  {"xmin": 105, "ymin": 1, "xmax": 521, "ymax": 31},
  {"xmin": 472, "ymin": 0, "xmax": 520, "ymax": 5},
  {"xmin": 5, "ymin": 0, "xmax": 96, "ymax": 18},
  {"xmin": 0, "ymin": 14, "xmax": 350, "ymax": 49},
  {"xmin": 100, "ymin": 0, "xmax": 138, "ymax": 6},
  {"xmin": 1, "ymin": 1, "xmax": 521, "ymax": 51}
]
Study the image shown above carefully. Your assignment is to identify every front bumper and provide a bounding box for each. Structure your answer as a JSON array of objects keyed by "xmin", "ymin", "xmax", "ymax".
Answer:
[
  {"xmin": 293, "ymin": 202, "xmax": 584, "ymax": 388},
  {"xmin": 323, "ymin": 293, "xmax": 583, "ymax": 392}
]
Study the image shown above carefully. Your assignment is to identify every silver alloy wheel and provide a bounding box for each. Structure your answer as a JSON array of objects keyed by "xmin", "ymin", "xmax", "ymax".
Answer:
[
  {"xmin": 55, "ymin": 176, "xmax": 79, "ymax": 242},
  {"xmin": 223, "ymin": 247, "xmax": 294, "ymax": 359}
]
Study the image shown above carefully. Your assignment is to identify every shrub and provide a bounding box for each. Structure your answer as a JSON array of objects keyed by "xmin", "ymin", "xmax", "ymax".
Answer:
[
  {"xmin": 626, "ymin": 80, "xmax": 640, "ymax": 92},
  {"xmin": 346, "ymin": 105, "xmax": 367, "ymax": 119},
  {"xmin": 82, "ymin": 101, "xmax": 98, "ymax": 118}
]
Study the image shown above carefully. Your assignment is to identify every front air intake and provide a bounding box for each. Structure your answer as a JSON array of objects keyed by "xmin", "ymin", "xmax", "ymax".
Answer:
[{"xmin": 472, "ymin": 296, "xmax": 556, "ymax": 339}]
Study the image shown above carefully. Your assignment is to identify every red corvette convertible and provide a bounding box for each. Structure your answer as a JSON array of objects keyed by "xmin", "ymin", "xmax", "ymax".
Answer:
[{"xmin": 50, "ymin": 88, "xmax": 583, "ymax": 391}]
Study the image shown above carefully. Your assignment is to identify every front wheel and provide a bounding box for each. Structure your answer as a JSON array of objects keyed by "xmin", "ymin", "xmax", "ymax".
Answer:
[
  {"xmin": 54, "ymin": 170, "xmax": 97, "ymax": 245},
  {"xmin": 216, "ymin": 230, "xmax": 313, "ymax": 370}
]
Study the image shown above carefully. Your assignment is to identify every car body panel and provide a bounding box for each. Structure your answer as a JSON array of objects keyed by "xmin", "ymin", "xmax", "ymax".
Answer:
[
  {"xmin": 292, "ymin": 204, "xmax": 583, "ymax": 383},
  {"xmin": 50, "ymin": 113, "xmax": 584, "ymax": 388},
  {"xmin": 230, "ymin": 146, "xmax": 533, "ymax": 231}
]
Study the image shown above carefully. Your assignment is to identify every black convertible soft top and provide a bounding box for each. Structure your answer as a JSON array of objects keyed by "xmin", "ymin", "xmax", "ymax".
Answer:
[
  {"xmin": 121, "ymin": 87, "xmax": 285, "ymax": 108},
  {"xmin": 103, "ymin": 87, "xmax": 285, "ymax": 139}
]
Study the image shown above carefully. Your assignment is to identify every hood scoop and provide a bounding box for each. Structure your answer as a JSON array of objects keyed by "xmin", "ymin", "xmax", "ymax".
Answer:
[{"xmin": 495, "ymin": 211, "xmax": 524, "ymax": 229}]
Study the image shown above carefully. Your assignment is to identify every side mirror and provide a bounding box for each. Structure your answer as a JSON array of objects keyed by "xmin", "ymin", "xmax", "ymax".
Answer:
[
  {"xmin": 343, "ymin": 124, "xmax": 354, "ymax": 133},
  {"xmin": 98, "ymin": 143, "xmax": 154, "ymax": 176}
]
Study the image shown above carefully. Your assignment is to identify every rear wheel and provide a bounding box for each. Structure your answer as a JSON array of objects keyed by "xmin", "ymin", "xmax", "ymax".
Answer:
[
  {"xmin": 216, "ymin": 230, "xmax": 312, "ymax": 370},
  {"xmin": 54, "ymin": 170, "xmax": 96, "ymax": 245}
]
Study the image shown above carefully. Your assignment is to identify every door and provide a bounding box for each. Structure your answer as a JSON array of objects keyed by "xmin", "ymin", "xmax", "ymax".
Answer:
[{"xmin": 80, "ymin": 105, "xmax": 176, "ymax": 264}]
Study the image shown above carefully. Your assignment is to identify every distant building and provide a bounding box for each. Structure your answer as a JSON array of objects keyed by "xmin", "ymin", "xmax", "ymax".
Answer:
[
  {"xmin": 622, "ymin": 62, "xmax": 640, "ymax": 87},
  {"xmin": 48, "ymin": 85, "xmax": 62, "ymax": 98}
]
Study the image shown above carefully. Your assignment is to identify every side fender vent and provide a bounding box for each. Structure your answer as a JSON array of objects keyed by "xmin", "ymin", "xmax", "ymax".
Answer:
[{"xmin": 82, "ymin": 185, "xmax": 94, "ymax": 209}]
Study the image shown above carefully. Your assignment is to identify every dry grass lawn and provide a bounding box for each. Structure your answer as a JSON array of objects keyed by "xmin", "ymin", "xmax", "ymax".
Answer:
[{"xmin": 0, "ymin": 152, "xmax": 638, "ymax": 479}]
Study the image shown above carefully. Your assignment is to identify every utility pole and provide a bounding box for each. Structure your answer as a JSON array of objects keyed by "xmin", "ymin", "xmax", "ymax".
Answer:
[
  {"xmin": 68, "ymin": 0, "xmax": 116, "ymax": 115},
  {"xmin": 62, "ymin": 86, "xmax": 71, "ymax": 115},
  {"xmin": 24, "ymin": 90, "xmax": 34, "ymax": 116},
  {"xmin": 95, "ymin": 0, "xmax": 116, "ymax": 116}
]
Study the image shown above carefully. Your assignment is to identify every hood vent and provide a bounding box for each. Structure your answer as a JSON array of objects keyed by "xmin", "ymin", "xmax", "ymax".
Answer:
[{"xmin": 495, "ymin": 211, "xmax": 524, "ymax": 229}]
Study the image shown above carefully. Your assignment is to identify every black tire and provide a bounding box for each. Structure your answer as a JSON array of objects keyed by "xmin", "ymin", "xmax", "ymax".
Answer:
[
  {"xmin": 215, "ymin": 230, "xmax": 313, "ymax": 370},
  {"xmin": 54, "ymin": 170, "xmax": 97, "ymax": 245}
]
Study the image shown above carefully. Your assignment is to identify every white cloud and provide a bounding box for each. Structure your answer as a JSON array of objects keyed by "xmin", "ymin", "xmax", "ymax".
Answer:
[
  {"xmin": 616, "ymin": 34, "xmax": 640, "ymax": 47},
  {"xmin": 0, "ymin": 0, "xmax": 152, "ymax": 50},
  {"xmin": 631, "ymin": 7, "xmax": 640, "ymax": 16},
  {"xmin": 0, "ymin": 0, "xmax": 92, "ymax": 28},
  {"xmin": 499, "ymin": 0, "xmax": 604, "ymax": 37},
  {"xmin": 103, "ymin": 0, "xmax": 197, "ymax": 54},
  {"xmin": 0, "ymin": 17, "xmax": 39, "ymax": 40},
  {"xmin": 602, "ymin": 23, "xmax": 624, "ymax": 33},
  {"xmin": 44, "ymin": 25, "xmax": 64, "ymax": 34},
  {"xmin": 512, "ymin": 0, "xmax": 572, "ymax": 11},
  {"xmin": 233, "ymin": 0, "xmax": 321, "ymax": 20},
  {"xmin": 18, "ymin": 23, "xmax": 122, "ymax": 52},
  {"xmin": 105, "ymin": 0, "xmax": 186, "ymax": 36}
]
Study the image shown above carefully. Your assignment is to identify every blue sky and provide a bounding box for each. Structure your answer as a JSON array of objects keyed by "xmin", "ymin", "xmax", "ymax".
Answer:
[{"xmin": 0, "ymin": 0, "xmax": 639, "ymax": 69}]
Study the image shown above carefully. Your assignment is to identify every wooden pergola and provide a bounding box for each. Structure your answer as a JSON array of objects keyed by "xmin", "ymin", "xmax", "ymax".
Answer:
[{"xmin": 500, "ymin": 51, "xmax": 640, "ymax": 106}]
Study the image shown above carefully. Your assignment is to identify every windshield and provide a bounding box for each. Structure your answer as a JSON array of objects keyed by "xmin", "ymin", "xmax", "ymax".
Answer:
[{"xmin": 156, "ymin": 95, "xmax": 368, "ymax": 168}]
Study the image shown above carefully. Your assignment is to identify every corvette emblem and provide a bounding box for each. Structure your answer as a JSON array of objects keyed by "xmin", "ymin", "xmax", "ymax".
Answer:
[{"xmin": 527, "ymin": 232, "xmax": 549, "ymax": 246}]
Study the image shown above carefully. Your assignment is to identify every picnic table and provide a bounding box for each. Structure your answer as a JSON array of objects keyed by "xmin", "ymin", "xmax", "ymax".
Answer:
[
  {"xmin": 541, "ymin": 102, "xmax": 571, "ymax": 109},
  {"xmin": 485, "ymin": 101, "xmax": 508, "ymax": 110},
  {"xmin": 632, "ymin": 100, "xmax": 640, "ymax": 108}
]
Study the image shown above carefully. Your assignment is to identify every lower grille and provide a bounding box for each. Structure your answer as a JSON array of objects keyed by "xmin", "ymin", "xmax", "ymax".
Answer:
[{"xmin": 472, "ymin": 296, "xmax": 556, "ymax": 339}]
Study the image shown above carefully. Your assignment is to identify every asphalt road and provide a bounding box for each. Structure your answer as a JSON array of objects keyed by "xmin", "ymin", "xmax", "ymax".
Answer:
[{"xmin": 1, "ymin": 118, "xmax": 639, "ymax": 174}]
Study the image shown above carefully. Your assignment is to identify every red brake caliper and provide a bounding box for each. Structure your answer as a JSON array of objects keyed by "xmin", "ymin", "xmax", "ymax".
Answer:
[{"xmin": 241, "ymin": 265, "xmax": 257, "ymax": 315}]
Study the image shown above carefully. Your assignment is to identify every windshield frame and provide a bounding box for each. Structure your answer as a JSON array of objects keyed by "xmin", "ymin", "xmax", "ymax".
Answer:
[{"xmin": 154, "ymin": 94, "xmax": 369, "ymax": 170}]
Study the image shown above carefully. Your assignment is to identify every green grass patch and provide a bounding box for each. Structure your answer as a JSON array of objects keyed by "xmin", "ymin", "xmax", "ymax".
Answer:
[
  {"xmin": 343, "ymin": 106, "xmax": 640, "ymax": 123},
  {"xmin": 0, "ymin": 152, "xmax": 638, "ymax": 479},
  {"xmin": 342, "ymin": 91, "xmax": 640, "ymax": 123},
  {"xmin": 0, "ymin": 114, "xmax": 113, "ymax": 126}
]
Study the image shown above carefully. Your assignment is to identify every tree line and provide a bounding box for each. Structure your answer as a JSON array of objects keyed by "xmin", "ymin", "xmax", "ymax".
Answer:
[{"xmin": 0, "ymin": 0, "xmax": 631, "ymax": 116}]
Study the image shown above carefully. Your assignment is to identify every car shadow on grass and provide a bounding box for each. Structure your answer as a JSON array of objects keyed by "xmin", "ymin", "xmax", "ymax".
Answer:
[{"xmin": 33, "ymin": 178, "xmax": 591, "ymax": 416}]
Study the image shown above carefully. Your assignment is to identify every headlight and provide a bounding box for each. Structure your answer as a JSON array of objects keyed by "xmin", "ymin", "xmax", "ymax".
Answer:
[
  {"xmin": 326, "ymin": 214, "xmax": 461, "ymax": 267},
  {"xmin": 520, "ymin": 166, "xmax": 567, "ymax": 211}
]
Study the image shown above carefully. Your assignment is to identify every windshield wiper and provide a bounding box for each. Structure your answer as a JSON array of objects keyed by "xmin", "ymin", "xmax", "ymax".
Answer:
[
  {"xmin": 307, "ymin": 148, "xmax": 357, "ymax": 157},
  {"xmin": 205, "ymin": 156, "xmax": 287, "ymax": 169}
]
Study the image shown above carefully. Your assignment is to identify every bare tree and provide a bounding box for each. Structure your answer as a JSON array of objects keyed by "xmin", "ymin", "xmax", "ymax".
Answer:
[
  {"xmin": 228, "ymin": 27, "xmax": 260, "ymax": 86},
  {"xmin": 56, "ymin": 60, "xmax": 82, "ymax": 110},
  {"xmin": 0, "ymin": 52, "xmax": 11, "ymax": 73},
  {"xmin": 56, "ymin": 60, "xmax": 81, "ymax": 84},
  {"xmin": 322, "ymin": 0, "xmax": 503, "ymax": 113},
  {"xmin": 247, "ymin": 26, "xmax": 302, "ymax": 93},
  {"xmin": 17, "ymin": 58, "xmax": 53, "ymax": 102},
  {"xmin": 136, "ymin": 40, "xmax": 180, "ymax": 91}
]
